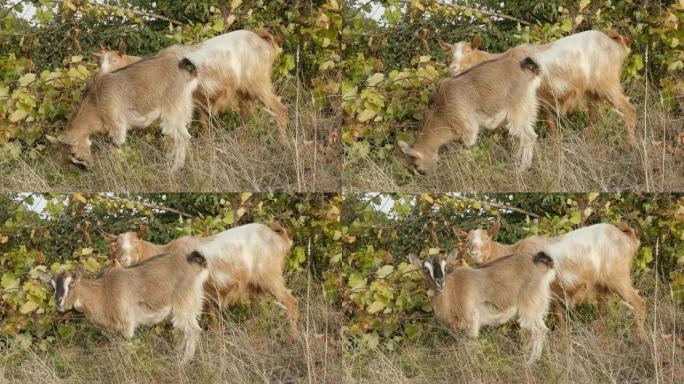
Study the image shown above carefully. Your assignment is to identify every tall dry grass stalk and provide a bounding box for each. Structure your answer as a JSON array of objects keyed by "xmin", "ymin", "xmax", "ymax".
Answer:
[
  {"xmin": 0, "ymin": 80, "xmax": 341, "ymax": 192},
  {"xmin": 344, "ymin": 83, "xmax": 684, "ymax": 192}
]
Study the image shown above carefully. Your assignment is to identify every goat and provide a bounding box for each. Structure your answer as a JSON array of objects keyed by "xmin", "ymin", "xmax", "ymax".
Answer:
[
  {"xmin": 92, "ymin": 41, "xmax": 141, "ymax": 74},
  {"xmin": 398, "ymin": 48, "xmax": 541, "ymax": 173},
  {"xmin": 95, "ymin": 30, "xmax": 287, "ymax": 137},
  {"xmin": 439, "ymin": 30, "xmax": 637, "ymax": 142},
  {"xmin": 46, "ymin": 54, "xmax": 199, "ymax": 171},
  {"xmin": 457, "ymin": 222, "xmax": 646, "ymax": 337},
  {"xmin": 409, "ymin": 251, "xmax": 556, "ymax": 363},
  {"xmin": 105, "ymin": 222, "xmax": 299, "ymax": 334},
  {"xmin": 38, "ymin": 250, "xmax": 209, "ymax": 363},
  {"xmin": 455, "ymin": 221, "xmax": 558, "ymax": 264}
]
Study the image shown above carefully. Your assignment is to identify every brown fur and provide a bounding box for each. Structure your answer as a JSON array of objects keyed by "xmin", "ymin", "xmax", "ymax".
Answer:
[
  {"xmin": 110, "ymin": 223, "xmax": 298, "ymax": 335},
  {"xmin": 49, "ymin": 52, "xmax": 198, "ymax": 170},
  {"xmin": 410, "ymin": 251, "xmax": 556, "ymax": 363},
  {"xmin": 38, "ymin": 251, "xmax": 208, "ymax": 363},
  {"xmin": 442, "ymin": 30, "xmax": 636, "ymax": 143},
  {"xmin": 399, "ymin": 48, "xmax": 541, "ymax": 173}
]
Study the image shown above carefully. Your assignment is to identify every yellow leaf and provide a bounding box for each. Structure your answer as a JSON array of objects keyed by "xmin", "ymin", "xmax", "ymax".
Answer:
[
  {"xmin": 367, "ymin": 300, "xmax": 386, "ymax": 314},
  {"xmin": 9, "ymin": 109, "xmax": 28, "ymax": 123},
  {"xmin": 357, "ymin": 109, "xmax": 377, "ymax": 122},
  {"xmin": 231, "ymin": 0, "xmax": 242, "ymax": 10},
  {"xmin": 19, "ymin": 301, "xmax": 39, "ymax": 315},
  {"xmin": 73, "ymin": 193, "xmax": 87, "ymax": 204}
]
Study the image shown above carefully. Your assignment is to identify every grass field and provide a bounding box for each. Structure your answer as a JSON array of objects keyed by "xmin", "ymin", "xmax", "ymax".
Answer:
[
  {"xmin": 343, "ymin": 276, "xmax": 683, "ymax": 384},
  {"xmin": 0, "ymin": 80, "xmax": 341, "ymax": 193},
  {"xmin": 344, "ymin": 83, "xmax": 684, "ymax": 192},
  {"xmin": 2, "ymin": 275, "xmax": 681, "ymax": 383},
  {"xmin": 0, "ymin": 276, "xmax": 344, "ymax": 383}
]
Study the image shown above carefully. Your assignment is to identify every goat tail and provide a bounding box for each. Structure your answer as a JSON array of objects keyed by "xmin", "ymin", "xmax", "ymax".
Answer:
[
  {"xmin": 607, "ymin": 30, "xmax": 631, "ymax": 50},
  {"xmin": 258, "ymin": 29, "xmax": 280, "ymax": 49},
  {"xmin": 270, "ymin": 222, "xmax": 293, "ymax": 242},
  {"xmin": 617, "ymin": 221, "xmax": 640, "ymax": 240},
  {"xmin": 532, "ymin": 251, "xmax": 554, "ymax": 269},
  {"xmin": 178, "ymin": 58, "xmax": 198, "ymax": 76},
  {"xmin": 520, "ymin": 57, "xmax": 540, "ymax": 75},
  {"xmin": 187, "ymin": 250, "xmax": 208, "ymax": 268}
]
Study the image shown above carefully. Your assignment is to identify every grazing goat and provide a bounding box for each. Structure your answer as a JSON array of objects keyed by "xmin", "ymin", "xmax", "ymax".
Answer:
[
  {"xmin": 47, "ymin": 54, "xmax": 199, "ymax": 171},
  {"xmin": 398, "ymin": 49, "xmax": 541, "ymax": 173},
  {"xmin": 38, "ymin": 251, "xmax": 209, "ymax": 363},
  {"xmin": 439, "ymin": 30, "xmax": 636, "ymax": 142},
  {"xmin": 105, "ymin": 222, "xmax": 299, "ymax": 334},
  {"xmin": 409, "ymin": 251, "xmax": 556, "ymax": 363},
  {"xmin": 457, "ymin": 222, "xmax": 646, "ymax": 337},
  {"xmin": 96, "ymin": 30, "xmax": 287, "ymax": 137}
]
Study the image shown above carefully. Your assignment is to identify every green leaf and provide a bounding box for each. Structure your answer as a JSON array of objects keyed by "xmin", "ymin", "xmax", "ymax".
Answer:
[
  {"xmin": 9, "ymin": 108, "xmax": 29, "ymax": 122},
  {"xmin": 366, "ymin": 73, "xmax": 385, "ymax": 87},
  {"xmin": 376, "ymin": 265, "xmax": 394, "ymax": 278},
  {"xmin": 357, "ymin": 108, "xmax": 377, "ymax": 122},
  {"xmin": 569, "ymin": 211, "xmax": 581, "ymax": 225},
  {"xmin": 367, "ymin": 300, "xmax": 386, "ymax": 314},
  {"xmin": 18, "ymin": 73, "xmax": 36, "ymax": 86},
  {"xmin": 19, "ymin": 301, "xmax": 40, "ymax": 314}
]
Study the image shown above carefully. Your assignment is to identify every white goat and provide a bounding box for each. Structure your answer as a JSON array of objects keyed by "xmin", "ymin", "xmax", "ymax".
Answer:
[
  {"xmin": 105, "ymin": 222, "xmax": 299, "ymax": 334},
  {"xmin": 440, "ymin": 30, "xmax": 636, "ymax": 142},
  {"xmin": 458, "ymin": 222, "xmax": 646, "ymax": 336}
]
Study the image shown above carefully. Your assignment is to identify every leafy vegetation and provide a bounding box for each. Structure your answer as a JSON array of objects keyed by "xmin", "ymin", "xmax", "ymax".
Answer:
[
  {"xmin": 338, "ymin": 193, "xmax": 684, "ymax": 348},
  {"xmin": 342, "ymin": 1, "xmax": 684, "ymax": 191},
  {"xmin": 0, "ymin": 1, "xmax": 343, "ymax": 190},
  {"xmin": 0, "ymin": 193, "xmax": 342, "ymax": 349}
]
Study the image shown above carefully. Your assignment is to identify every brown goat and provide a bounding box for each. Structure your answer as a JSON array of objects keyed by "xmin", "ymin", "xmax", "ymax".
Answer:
[
  {"xmin": 457, "ymin": 222, "xmax": 646, "ymax": 337},
  {"xmin": 47, "ymin": 53, "xmax": 199, "ymax": 171},
  {"xmin": 410, "ymin": 251, "xmax": 556, "ymax": 363},
  {"xmin": 105, "ymin": 223, "xmax": 299, "ymax": 335},
  {"xmin": 440, "ymin": 30, "xmax": 636, "ymax": 142},
  {"xmin": 38, "ymin": 251, "xmax": 209, "ymax": 363},
  {"xmin": 398, "ymin": 48, "xmax": 541, "ymax": 173}
]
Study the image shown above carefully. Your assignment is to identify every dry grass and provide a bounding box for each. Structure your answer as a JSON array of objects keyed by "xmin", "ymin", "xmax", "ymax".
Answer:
[
  {"xmin": 0, "ymin": 80, "xmax": 341, "ymax": 192},
  {"xmin": 0, "ymin": 278, "xmax": 344, "ymax": 384},
  {"xmin": 343, "ymin": 276, "xmax": 683, "ymax": 383},
  {"xmin": 344, "ymin": 83, "xmax": 684, "ymax": 192}
]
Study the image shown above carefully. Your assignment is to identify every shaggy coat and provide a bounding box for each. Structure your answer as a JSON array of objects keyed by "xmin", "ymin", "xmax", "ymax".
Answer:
[
  {"xmin": 458, "ymin": 222, "xmax": 646, "ymax": 336},
  {"xmin": 39, "ymin": 251, "xmax": 209, "ymax": 363},
  {"xmin": 48, "ymin": 53, "xmax": 198, "ymax": 171},
  {"xmin": 97, "ymin": 30, "xmax": 287, "ymax": 137},
  {"xmin": 441, "ymin": 30, "xmax": 636, "ymax": 142},
  {"xmin": 410, "ymin": 251, "xmax": 556, "ymax": 363},
  {"xmin": 398, "ymin": 48, "xmax": 541, "ymax": 173},
  {"xmin": 106, "ymin": 223, "xmax": 299, "ymax": 334}
]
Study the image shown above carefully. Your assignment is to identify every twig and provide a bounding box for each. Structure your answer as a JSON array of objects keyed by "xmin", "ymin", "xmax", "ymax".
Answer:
[
  {"xmin": 48, "ymin": 0, "xmax": 184, "ymax": 26},
  {"xmin": 450, "ymin": 195, "xmax": 540, "ymax": 218},
  {"xmin": 104, "ymin": 195, "xmax": 193, "ymax": 218},
  {"xmin": 396, "ymin": 0, "xmax": 531, "ymax": 26}
]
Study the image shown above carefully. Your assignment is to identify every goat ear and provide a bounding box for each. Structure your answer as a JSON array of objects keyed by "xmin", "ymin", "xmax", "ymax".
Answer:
[
  {"xmin": 488, "ymin": 220, "xmax": 501, "ymax": 238},
  {"xmin": 453, "ymin": 227, "xmax": 468, "ymax": 239},
  {"xmin": 437, "ymin": 39, "xmax": 453, "ymax": 52},
  {"xmin": 408, "ymin": 253, "xmax": 422, "ymax": 269},
  {"xmin": 37, "ymin": 271, "xmax": 53, "ymax": 285},
  {"xmin": 471, "ymin": 34, "xmax": 481, "ymax": 50},
  {"xmin": 91, "ymin": 51, "xmax": 105, "ymax": 59},
  {"xmin": 118, "ymin": 40, "xmax": 127, "ymax": 57},
  {"xmin": 103, "ymin": 232, "xmax": 118, "ymax": 243},
  {"xmin": 138, "ymin": 224, "xmax": 148, "ymax": 239},
  {"xmin": 397, "ymin": 140, "xmax": 423, "ymax": 159}
]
